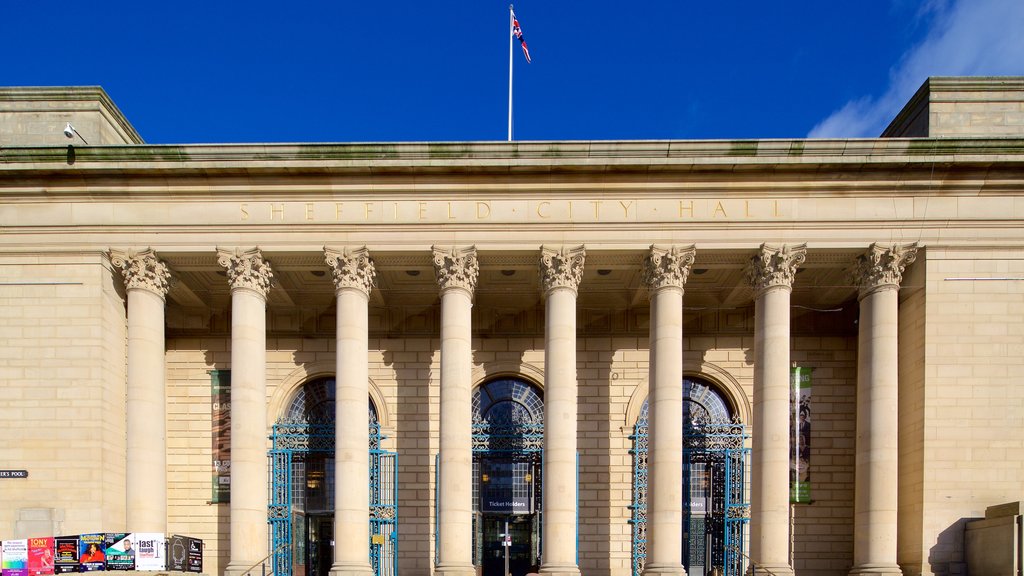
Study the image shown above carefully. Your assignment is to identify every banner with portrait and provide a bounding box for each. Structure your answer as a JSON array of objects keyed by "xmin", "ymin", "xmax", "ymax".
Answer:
[
  {"xmin": 210, "ymin": 370, "xmax": 231, "ymax": 503},
  {"xmin": 790, "ymin": 366, "xmax": 812, "ymax": 503}
]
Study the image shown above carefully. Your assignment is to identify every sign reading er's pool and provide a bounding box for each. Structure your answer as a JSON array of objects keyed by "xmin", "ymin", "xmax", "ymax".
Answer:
[
  {"xmin": 480, "ymin": 461, "xmax": 533, "ymax": 515},
  {"xmin": 0, "ymin": 469, "xmax": 28, "ymax": 478}
]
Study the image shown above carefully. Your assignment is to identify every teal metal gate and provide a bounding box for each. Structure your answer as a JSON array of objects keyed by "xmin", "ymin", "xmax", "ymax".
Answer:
[
  {"xmin": 630, "ymin": 382, "xmax": 750, "ymax": 576},
  {"xmin": 269, "ymin": 418, "xmax": 397, "ymax": 576}
]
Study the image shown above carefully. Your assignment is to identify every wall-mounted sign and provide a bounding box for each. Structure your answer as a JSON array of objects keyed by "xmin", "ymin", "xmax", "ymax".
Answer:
[{"xmin": 0, "ymin": 470, "xmax": 28, "ymax": 478}]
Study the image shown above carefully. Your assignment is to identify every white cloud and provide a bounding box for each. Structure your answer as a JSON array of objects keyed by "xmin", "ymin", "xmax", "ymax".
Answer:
[{"xmin": 808, "ymin": 0, "xmax": 1024, "ymax": 138}]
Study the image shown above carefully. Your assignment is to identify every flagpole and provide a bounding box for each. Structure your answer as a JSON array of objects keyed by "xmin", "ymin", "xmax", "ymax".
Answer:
[{"xmin": 508, "ymin": 4, "xmax": 514, "ymax": 142}]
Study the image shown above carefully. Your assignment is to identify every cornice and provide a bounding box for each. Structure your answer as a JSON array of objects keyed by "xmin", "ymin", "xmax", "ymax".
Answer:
[{"xmin": 1, "ymin": 138, "xmax": 1023, "ymax": 176}]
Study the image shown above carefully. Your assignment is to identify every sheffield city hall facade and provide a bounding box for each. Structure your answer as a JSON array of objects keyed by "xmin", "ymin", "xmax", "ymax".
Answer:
[{"xmin": 1, "ymin": 78, "xmax": 1022, "ymax": 576}]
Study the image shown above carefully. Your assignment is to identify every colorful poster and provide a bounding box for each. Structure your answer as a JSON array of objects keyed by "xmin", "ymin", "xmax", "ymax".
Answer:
[
  {"xmin": 131, "ymin": 534, "xmax": 165, "ymax": 571},
  {"xmin": 77, "ymin": 534, "xmax": 105, "ymax": 572},
  {"xmin": 790, "ymin": 366, "xmax": 813, "ymax": 503},
  {"xmin": 1, "ymin": 539, "xmax": 29, "ymax": 576},
  {"xmin": 210, "ymin": 369, "xmax": 231, "ymax": 503},
  {"xmin": 52, "ymin": 537, "xmax": 78, "ymax": 574},
  {"xmin": 102, "ymin": 535, "xmax": 132, "ymax": 571},
  {"xmin": 27, "ymin": 538, "xmax": 54, "ymax": 576}
]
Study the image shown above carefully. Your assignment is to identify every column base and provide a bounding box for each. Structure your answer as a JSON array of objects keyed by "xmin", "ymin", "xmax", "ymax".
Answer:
[
  {"xmin": 329, "ymin": 561, "xmax": 374, "ymax": 576},
  {"xmin": 435, "ymin": 562, "xmax": 477, "ymax": 576},
  {"xmin": 848, "ymin": 563, "xmax": 903, "ymax": 576},
  {"xmin": 641, "ymin": 562, "xmax": 687, "ymax": 576},
  {"xmin": 747, "ymin": 563, "xmax": 794, "ymax": 576},
  {"xmin": 539, "ymin": 562, "xmax": 580, "ymax": 576}
]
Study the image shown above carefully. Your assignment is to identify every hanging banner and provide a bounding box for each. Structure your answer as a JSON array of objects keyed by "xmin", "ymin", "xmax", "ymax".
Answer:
[
  {"xmin": 2, "ymin": 539, "xmax": 29, "ymax": 576},
  {"xmin": 53, "ymin": 537, "xmax": 79, "ymax": 574},
  {"xmin": 131, "ymin": 534, "xmax": 165, "ymax": 572},
  {"xmin": 27, "ymin": 538, "xmax": 54, "ymax": 576},
  {"xmin": 790, "ymin": 367, "xmax": 813, "ymax": 503},
  {"xmin": 210, "ymin": 370, "xmax": 231, "ymax": 503}
]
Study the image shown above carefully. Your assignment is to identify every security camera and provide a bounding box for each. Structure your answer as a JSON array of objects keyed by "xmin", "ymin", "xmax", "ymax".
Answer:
[{"xmin": 64, "ymin": 122, "xmax": 75, "ymax": 139}]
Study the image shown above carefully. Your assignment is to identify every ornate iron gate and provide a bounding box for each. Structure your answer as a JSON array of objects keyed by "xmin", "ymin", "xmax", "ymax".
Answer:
[
  {"xmin": 630, "ymin": 388, "xmax": 750, "ymax": 576},
  {"xmin": 269, "ymin": 418, "xmax": 397, "ymax": 576},
  {"xmin": 470, "ymin": 378, "xmax": 544, "ymax": 572}
]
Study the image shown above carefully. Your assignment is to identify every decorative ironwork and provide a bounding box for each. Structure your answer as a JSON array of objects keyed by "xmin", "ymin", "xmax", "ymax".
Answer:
[
  {"xmin": 630, "ymin": 378, "xmax": 751, "ymax": 576},
  {"xmin": 269, "ymin": 379, "xmax": 396, "ymax": 576}
]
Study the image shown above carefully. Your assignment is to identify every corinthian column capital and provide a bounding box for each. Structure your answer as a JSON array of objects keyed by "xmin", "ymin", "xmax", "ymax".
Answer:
[
  {"xmin": 853, "ymin": 243, "xmax": 918, "ymax": 300},
  {"xmin": 643, "ymin": 244, "xmax": 696, "ymax": 292},
  {"xmin": 217, "ymin": 247, "xmax": 274, "ymax": 297},
  {"xmin": 539, "ymin": 245, "xmax": 586, "ymax": 294},
  {"xmin": 110, "ymin": 248, "xmax": 172, "ymax": 298},
  {"xmin": 432, "ymin": 245, "xmax": 479, "ymax": 294},
  {"xmin": 324, "ymin": 246, "xmax": 376, "ymax": 297},
  {"xmin": 747, "ymin": 243, "xmax": 807, "ymax": 295}
]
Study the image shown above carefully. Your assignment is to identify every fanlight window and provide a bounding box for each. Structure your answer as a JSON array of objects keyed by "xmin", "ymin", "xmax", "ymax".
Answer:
[
  {"xmin": 472, "ymin": 378, "xmax": 543, "ymax": 426},
  {"xmin": 284, "ymin": 377, "xmax": 378, "ymax": 424},
  {"xmin": 638, "ymin": 377, "xmax": 733, "ymax": 426}
]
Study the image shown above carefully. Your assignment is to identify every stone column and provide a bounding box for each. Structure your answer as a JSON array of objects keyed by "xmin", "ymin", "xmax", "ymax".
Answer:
[
  {"xmin": 110, "ymin": 248, "xmax": 172, "ymax": 533},
  {"xmin": 432, "ymin": 246, "xmax": 479, "ymax": 576},
  {"xmin": 641, "ymin": 246, "xmax": 696, "ymax": 576},
  {"xmin": 746, "ymin": 243, "xmax": 805, "ymax": 576},
  {"xmin": 538, "ymin": 245, "xmax": 585, "ymax": 576},
  {"xmin": 849, "ymin": 243, "xmax": 917, "ymax": 576},
  {"xmin": 325, "ymin": 247, "xmax": 376, "ymax": 576},
  {"xmin": 218, "ymin": 248, "xmax": 274, "ymax": 576}
]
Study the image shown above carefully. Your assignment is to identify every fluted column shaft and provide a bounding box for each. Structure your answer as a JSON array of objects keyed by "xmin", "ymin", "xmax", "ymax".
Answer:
[
  {"xmin": 111, "ymin": 249, "xmax": 172, "ymax": 533},
  {"xmin": 326, "ymin": 247, "xmax": 376, "ymax": 576},
  {"xmin": 748, "ymin": 244, "xmax": 804, "ymax": 576},
  {"xmin": 433, "ymin": 247, "xmax": 478, "ymax": 576},
  {"xmin": 218, "ymin": 248, "xmax": 273, "ymax": 576},
  {"xmin": 642, "ymin": 246, "xmax": 695, "ymax": 576},
  {"xmin": 849, "ymin": 243, "xmax": 917, "ymax": 576}
]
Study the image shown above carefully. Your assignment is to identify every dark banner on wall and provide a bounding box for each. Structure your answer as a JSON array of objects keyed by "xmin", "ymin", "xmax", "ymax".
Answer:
[
  {"xmin": 790, "ymin": 366, "xmax": 812, "ymax": 503},
  {"xmin": 167, "ymin": 536, "xmax": 202, "ymax": 574},
  {"xmin": 210, "ymin": 370, "xmax": 231, "ymax": 503}
]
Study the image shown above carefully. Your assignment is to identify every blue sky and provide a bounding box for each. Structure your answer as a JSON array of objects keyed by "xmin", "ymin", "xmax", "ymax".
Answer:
[{"xmin": 4, "ymin": 0, "xmax": 1023, "ymax": 144}]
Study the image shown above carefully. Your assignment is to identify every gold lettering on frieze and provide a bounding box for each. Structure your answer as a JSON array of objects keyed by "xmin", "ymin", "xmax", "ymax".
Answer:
[
  {"xmin": 477, "ymin": 201, "xmax": 491, "ymax": 219},
  {"xmin": 713, "ymin": 201, "xmax": 728, "ymax": 218},
  {"xmin": 419, "ymin": 202, "xmax": 427, "ymax": 220},
  {"xmin": 537, "ymin": 201, "xmax": 551, "ymax": 219},
  {"xmin": 270, "ymin": 203, "xmax": 285, "ymax": 220},
  {"xmin": 592, "ymin": 200, "xmax": 603, "ymax": 219},
  {"xmin": 306, "ymin": 203, "xmax": 315, "ymax": 221},
  {"xmin": 364, "ymin": 202, "xmax": 374, "ymax": 220},
  {"xmin": 336, "ymin": 202, "xmax": 344, "ymax": 219},
  {"xmin": 240, "ymin": 203, "xmax": 250, "ymax": 220},
  {"xmin": 679, "ymin": 200, "xmax": 694, "ymax": 218},
  {"xmin": 620, "ymin": 200, "xmax": 634, "ymax": 218}
]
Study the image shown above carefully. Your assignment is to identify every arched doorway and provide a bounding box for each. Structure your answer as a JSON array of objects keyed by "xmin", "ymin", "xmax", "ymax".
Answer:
[
  {"xmin": 630, "ymin": 377, "xmax": 750, "ymax": 576},
  {"xmin": 471, "ymin": 377, "xmax": 544, "ymax": 576},
  {"xmin": 269, "ymin": 378, "xmax": 397, "ymax": 576}
]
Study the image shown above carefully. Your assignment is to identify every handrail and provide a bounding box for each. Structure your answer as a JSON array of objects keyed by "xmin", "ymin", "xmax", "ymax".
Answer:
[
  {"xmin": 728, "ymin": 546, "xmax": 781, "ymax": 576},
  {"xmin": 236, "ymin": 544, "xmax": 289, "ymax": 576}
]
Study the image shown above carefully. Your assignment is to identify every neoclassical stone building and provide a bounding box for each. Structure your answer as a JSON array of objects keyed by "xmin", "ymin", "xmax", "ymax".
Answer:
[{"xmin": 1, "ymin": 78, "xmax": 1022, "ymax": 576}]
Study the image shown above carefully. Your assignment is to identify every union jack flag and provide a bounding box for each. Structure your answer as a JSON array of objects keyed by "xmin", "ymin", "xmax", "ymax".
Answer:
[{"xmin": 512, "ymin": 10, "xmax": 531, "ymax": 63}]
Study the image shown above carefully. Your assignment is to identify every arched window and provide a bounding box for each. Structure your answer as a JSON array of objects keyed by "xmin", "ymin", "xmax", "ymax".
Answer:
[
  {"xmin": 473, "ymin": 377, "xmax": 544, "ymax": 426},
  {"xmin": 637, "ymin": 376, "xmax": 734, "ymax": 427},
  {"xmin": 284, "ymin": 377, "xmax": 378, "ymax": 424}
]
